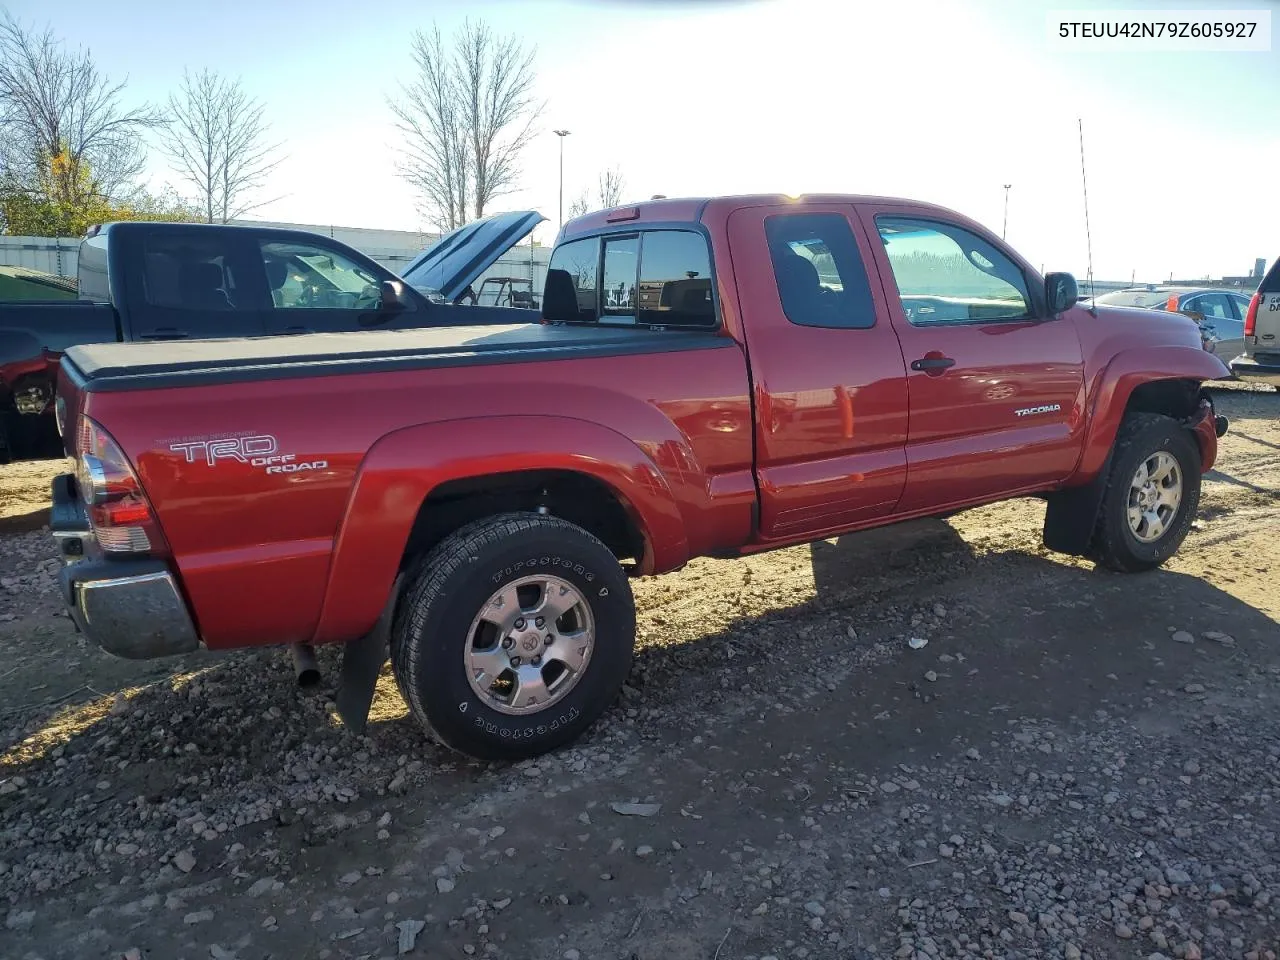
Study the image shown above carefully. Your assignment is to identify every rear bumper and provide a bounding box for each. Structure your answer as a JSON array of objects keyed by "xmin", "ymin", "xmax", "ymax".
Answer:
[
  {"xmin": 52, "ymin": 473, "xmax": 200, "ymax": 660},
  {"xmin": 1229, "ymin": 354, "xmax": 1280, "ymax": 387}
]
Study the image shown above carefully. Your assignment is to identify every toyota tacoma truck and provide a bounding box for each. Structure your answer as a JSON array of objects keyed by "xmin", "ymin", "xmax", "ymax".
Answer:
[
  {"xmin": 49, "ymin": 193, "xmax": 1230, "ymax": 763},
  {"xmin": 0, "ymin": 210, "xmax": 543, "ymax": 460}
]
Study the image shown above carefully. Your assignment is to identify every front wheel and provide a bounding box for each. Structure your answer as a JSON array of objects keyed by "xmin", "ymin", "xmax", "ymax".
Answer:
[
  {"xmin": 390, "ymin": 512, "xmax": 636, "ymax": 762},
  {"xmin": 1091, "ymin": 413, "xmax": 1202, "ymax": 572}
]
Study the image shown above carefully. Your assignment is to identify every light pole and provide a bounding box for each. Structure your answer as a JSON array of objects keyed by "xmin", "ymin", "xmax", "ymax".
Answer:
[
  {"xmin": 554, "ymin": 129, "xmax": 571, "ymax": 228},
  {"xmin": 1002, "ymin": 183, "xmax": 1012, "ymax": 239}
]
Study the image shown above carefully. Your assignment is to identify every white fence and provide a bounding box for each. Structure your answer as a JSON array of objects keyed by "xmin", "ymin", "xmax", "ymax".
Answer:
[
  {"xmin": 0, "ymin": 236, "xmax": 81, "ymax": 277},
  {"xmin": 0, "ymin": 233, "xmax": 551, "ymax": 298}
]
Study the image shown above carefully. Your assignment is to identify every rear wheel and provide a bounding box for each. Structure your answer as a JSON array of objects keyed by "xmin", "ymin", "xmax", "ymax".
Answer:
[
  {"xmin": 1091, "ymin": 413, "xmax": 1201, "ymax": 572},
  {"xmin": 390, "ymin": 512, "xmax": 636, "ymax": 762}
]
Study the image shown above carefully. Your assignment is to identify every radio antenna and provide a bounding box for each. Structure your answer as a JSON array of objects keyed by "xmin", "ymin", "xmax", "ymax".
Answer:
[{"xmin": 1078, "ymin": 117, "xmax": 1097, "ymax": 316}]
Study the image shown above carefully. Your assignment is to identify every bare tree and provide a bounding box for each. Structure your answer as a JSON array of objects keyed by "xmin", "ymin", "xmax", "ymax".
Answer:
[
  {"xmin": 566, "ymin": 190, "xmax": 590, "ymax": 219},
  {"xmin": 389, "ymin": 18, "xmax": 543, "ymax": 231},
  {"xmin": 160, "ymin": 68, "xmax": 282, "ymax": 223},
  {"xmin": 0, "ymin": 9, "xmax": 158, "ymax": 206},
  {"xmin": 597, "ymin": 166, "xmax": 625, "ymax": 209},
  {"xmin": 389, "ymin": 27, "xmax": 469, "ymax": 231}
]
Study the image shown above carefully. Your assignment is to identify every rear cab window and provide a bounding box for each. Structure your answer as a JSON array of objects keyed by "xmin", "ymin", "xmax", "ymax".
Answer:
[{"xmin": 544, "ymin": 229, "xmax": 716, "ymax": 328}]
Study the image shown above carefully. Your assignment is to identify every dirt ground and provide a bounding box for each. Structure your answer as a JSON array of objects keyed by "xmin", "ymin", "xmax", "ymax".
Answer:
[{"xmin": 1, "ymin": 387, "xmax": 1278, "ymax": 960}]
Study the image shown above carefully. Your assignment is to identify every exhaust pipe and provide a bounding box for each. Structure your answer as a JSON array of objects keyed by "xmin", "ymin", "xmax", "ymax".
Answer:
[{"xmin": 289, "ymin": 642, "xmax": 320, "ymax": 689}]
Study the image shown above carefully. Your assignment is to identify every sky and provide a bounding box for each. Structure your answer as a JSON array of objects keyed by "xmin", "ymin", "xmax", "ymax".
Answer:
[{"xmin": 4, "ymin": 0, "xmax": 1278, "ymax": 282}]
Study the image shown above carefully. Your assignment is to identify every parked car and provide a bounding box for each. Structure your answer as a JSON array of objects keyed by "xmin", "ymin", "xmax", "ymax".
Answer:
[
  {"xmin": 0, "ymin": 211, "xmax": 544, "ymax": 461},
  {"xmin": 1229, "ymin": 259, "xmax": 1280, "ymax": 389},
  {"xmin": 1093, "ymin": 285, "xmax": 1251, "ymax": 361},
  {"xmin": 49, "ymin": 192, "xmax": 1229, "ymax": 763}
]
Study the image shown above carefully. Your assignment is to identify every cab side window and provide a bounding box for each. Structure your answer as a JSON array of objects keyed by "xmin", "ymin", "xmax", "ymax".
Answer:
[
  {"xmin": 764, "ymin": 212, "xmax": 877, "ymax": 329},
  {"xmin": 142, "ymin": 233, "xmax": 242, "ymax": 311},
  {"xmin": 876, "ymin": 217, "xmax": 1032, "ymax": 324}
]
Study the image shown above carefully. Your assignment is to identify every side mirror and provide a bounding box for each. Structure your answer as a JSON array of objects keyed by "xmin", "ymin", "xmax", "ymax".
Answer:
[
  {"xmin": 1045, "ymin": 272, "xmax": 1079, "ymax": 314},
  {"xmin": 379, "ymin": 279, "xmax": 412, "ymax": 312}
]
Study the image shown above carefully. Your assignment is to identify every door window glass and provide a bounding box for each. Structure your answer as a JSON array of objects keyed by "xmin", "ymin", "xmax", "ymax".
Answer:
[
  {"xmin": 876, "ymin": 217, "xmax": 1032, "ymax": 324},
  {"xmin": 259, "ymin": 240, "xmax": 382, "ymax": 310},
  {"xmin": 1188, "ymin": 293, "xmax": 1231, "ymax": 319}
]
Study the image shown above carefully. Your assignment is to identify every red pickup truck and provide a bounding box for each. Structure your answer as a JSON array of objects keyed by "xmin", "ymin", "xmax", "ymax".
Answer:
[{"xmin": 50, "ymin": 194, "xmax": 1230, "ymax": 762}]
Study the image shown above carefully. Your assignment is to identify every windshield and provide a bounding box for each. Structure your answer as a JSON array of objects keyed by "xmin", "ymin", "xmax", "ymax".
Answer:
[{"xmin": 1094, "ymin": 289, "xmax": 1174, "ymax": 309}]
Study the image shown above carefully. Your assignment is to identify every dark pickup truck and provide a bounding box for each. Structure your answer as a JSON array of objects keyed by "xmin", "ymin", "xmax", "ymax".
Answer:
[{"xmin": 0, "ymin": 211, "xmax": 544, "ymax": 459}]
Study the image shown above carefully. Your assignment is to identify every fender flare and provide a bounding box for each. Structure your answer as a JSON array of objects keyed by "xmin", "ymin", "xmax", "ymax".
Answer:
[
  {"xmin": 310, "ymin": 414, "xmax": 686, "ymax": 644},
  {"xmin": 1044, "ymin": 345, "xmax": 1228, "ymax": 556},
  {"xmin": 1075, "ymin": 345, "xmax": 1229, "ymax": 479}
]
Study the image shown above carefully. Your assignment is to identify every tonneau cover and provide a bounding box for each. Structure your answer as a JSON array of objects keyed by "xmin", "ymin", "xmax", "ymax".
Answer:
[{"xmin": 62, "ymin": 322, "xmax": 729, "ymax": 392}]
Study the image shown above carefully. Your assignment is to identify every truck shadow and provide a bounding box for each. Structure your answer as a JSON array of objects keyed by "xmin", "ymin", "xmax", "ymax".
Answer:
[
  {"xmin": 1230, "ymin": 429, "xmax": 1280, "ymax": 453},
  {"xmin": 624, "ymin": 534, "xmax": 1280, "ymax": 782},
  {"xmin": 0, "ymin": 506, "xmax": 51, "ymax": 536},
  {"xmin": 1205, "ymin": 467, "xmax": 1280, "ymax": 501}
]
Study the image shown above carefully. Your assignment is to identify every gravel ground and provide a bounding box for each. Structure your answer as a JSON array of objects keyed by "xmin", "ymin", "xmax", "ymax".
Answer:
[{"xmin": 1, "ymin": 386, "xmax": 1278, "ymax": 960}]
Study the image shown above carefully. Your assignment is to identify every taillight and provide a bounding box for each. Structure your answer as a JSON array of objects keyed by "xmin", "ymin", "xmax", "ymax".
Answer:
[
  {"xmin": 1244, "ymin": 292, "xmax": 1260, "ymax": 338},
  {"xmin": 75, "ymin": 416, "xmax": 165, "ymax": 555},
  {"xmin": 1165, "ymin": 295, "xmax": 1180, "ymax": 313}
]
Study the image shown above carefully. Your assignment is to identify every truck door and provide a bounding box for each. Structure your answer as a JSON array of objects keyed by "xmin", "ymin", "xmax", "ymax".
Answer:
[
  {"xmin": 727, "ymin": 203, "xmax": 910, "ymax": 541},
  {"xmin": 128, "ymin": 228, "xmax": 268, "ymax": 340},
  {"xmin": 853, "ymin": 203, "xmax": 1086, "ymax": 513}
]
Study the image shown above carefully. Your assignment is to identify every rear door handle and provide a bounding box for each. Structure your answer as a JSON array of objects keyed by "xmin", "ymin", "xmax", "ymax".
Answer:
[{"xmin": 911, "ymin": 355, "xmax": 956, "ymax": 371}]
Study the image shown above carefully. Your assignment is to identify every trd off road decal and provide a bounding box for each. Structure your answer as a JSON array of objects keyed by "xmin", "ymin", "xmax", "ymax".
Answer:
[{"xmin": 167, "ymin": 434, "xmax": 328, "ymax": 474}]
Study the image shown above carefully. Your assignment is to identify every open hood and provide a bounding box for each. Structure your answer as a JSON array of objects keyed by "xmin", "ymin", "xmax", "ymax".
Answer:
[{"xmin": 400, "ymin": 210, "xmax": 545, "ymax": 304}]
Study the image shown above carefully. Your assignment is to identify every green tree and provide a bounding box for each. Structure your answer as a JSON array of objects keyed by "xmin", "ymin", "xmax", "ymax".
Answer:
[{"xmin": 1, "ymin": 147, "xmax": 197, "ymax": 236}]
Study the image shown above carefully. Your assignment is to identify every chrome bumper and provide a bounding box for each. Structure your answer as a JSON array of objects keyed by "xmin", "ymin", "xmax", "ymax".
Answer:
[
  {"xmin": 1229, "ymin": 353, "xmax": 1280, "ymax": 387},
  {"xmin": 52, "ymin": 473, "xmax": 200, "ymax": 660}
]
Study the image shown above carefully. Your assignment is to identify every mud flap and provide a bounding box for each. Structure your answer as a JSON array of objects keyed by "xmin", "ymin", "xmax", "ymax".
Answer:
[
  {"xmin": 1042, "ymin": 449, "xmax": 1115, "ymax": 557},
  {"xmin": 335, "ymin": 574, "xmax": 402, "ymax": 735}
]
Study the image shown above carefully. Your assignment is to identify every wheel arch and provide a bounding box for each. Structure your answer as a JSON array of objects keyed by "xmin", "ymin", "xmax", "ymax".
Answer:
[
  {"xmin": 1046, "ymin": 346, "xmax": 1225, "ymax": 557},
  {"xmin": 310, "ymin": 415, "xmax": 687, "ymax": 645},
  {"xmin": 1076, "ymin": 346, "xmax": 1228, "ymax": 480}
]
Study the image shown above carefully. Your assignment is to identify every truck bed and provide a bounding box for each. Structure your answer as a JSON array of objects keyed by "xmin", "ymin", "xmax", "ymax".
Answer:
[{"xmin": 62, "ymin": 322, "xmax": 732, "ymax": 393}]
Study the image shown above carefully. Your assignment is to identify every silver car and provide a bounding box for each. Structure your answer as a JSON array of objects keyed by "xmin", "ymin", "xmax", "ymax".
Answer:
[{"xmin": 1094, "ymin": 285, "xmax": 1251, "ymax": 360}]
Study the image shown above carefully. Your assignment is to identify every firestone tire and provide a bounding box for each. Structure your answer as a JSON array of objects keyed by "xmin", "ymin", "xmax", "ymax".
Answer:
[
  {"xmin": 1090, "ymin": 413, "xmax": 1202, "ymax": 573},
  {"xmin": 390, "ymin": 512, "xmax": 636, "ymax": 763}
]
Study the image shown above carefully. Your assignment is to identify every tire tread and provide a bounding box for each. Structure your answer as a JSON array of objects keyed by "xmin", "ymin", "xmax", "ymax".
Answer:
[
  {"xmin": 1090, "ymin": 413, "xmax": 1200, "ymax": 572},
  {"xmin": 389, "ymin": 512, "xmax": 629, "ymax": 760}
]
